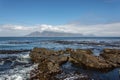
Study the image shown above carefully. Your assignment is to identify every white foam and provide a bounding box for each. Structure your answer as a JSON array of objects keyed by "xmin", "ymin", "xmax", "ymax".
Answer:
[
  {"xmin": 0, "ymin": 52, "xmax": 29, "ymax": 59},
  {"xmin": 0, "ymin": 64, "xmax": 38, "ymax": 80},
  {"xmin": 0, "ymin": 61, "xmax": 4, "ymax": 65},
  {"xmin": 11, "ymin": 75, "xmax": 23, "ymax": 80},
  {"xmin": 64, "ymin": 77, "xmax": 78, "ymax": 80},
  {"xmin": 0, "ymin": 51, "xmax": 38, "ymax": 80},
  {"xmin": 62, "ymin": 73, "xmax": 88, "ymax": 80}
]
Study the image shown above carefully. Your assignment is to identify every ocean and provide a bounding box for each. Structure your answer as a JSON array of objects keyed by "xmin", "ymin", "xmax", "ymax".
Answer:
[{"xmin": 0, "ymin": 37, "xmax": 120, "ymax": 80}]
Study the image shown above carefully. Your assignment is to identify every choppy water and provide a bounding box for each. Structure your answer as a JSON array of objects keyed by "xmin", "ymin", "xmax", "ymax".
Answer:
[{"xmin": 0, "ymin": 37, "xmax": 120, "ymax": 80}]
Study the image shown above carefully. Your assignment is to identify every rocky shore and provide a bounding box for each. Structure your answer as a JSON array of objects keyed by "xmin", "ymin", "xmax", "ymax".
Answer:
[
  {"xmin": 30, "ymin": 48, "xmax": 120, "ymax": 80},
  {"xmin": 0, "ymin": 50, "xmax": 30, "ymax": 54}
]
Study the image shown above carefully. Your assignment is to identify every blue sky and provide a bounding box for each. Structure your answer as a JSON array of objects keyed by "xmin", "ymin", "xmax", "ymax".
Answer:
[
  {"xmin": 0, "ymin": 0, "xmax": 120, "ymax": 25},
  {"xmin": 0, "ymin": 0, "xmax": 120, "ymax": 36}
]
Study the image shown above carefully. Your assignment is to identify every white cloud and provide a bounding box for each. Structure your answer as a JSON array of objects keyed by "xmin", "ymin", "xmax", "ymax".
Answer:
[{"xmin": 0, "ymin": 22, "xmax": 120, "ymax": 37}]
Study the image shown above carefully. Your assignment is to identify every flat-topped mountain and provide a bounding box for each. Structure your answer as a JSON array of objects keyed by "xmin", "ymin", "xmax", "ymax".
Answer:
[{"xmin": 25, "ymin": 31, "xmax": 84, "ymax": 37}]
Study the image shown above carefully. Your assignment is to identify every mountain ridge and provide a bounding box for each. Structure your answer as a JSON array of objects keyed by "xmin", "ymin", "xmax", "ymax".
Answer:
[{"xmin": 25, "ymin": 31, "xmax": 86, "ymax": 37}]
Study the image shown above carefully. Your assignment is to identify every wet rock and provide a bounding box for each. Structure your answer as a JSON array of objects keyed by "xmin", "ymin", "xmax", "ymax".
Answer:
[
  {"xmin": 30, "ymin": 48, "xmax": 68, "ymax": 80},
  {"xmin": 65, "ymin": 48, "xmax": 74, "ymax": 54},
  {"xmin": 70, "ymin": 49, "xmax": 113, "ymax": 71},
  {"xmin": 30, "ymin": 48, "xmax": 120, "ymax": 80},
  {"xmin": 100, "ymin": 49, "xmax": 120, "ymax": 67},
  {"xmin": 76, "ymin": 49, "xmax": 93, "ymax": 55},
  {"xmin": 102, "ymin": 48, "xmax": 120, "ymax": 54}
]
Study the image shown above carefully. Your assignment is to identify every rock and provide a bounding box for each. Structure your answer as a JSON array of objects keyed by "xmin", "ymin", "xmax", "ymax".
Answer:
[
  {"xmin": 100, "ymin": 49, "xmax": 120, "ymax": 67},
  {"xmin": 30, "ymin": 48, "xmax": 69, "ymax": 80},
  {"xmin": 56, "ymin": 55, "xmax": 69, "ymax": 65},
  {"xmin": 47, "ymin": 62, "xmax": 60, "ymax": 73},
  {"xmin": 70, "ymin": 49, "xmax": 113, "ymax": 71},
  {"xmin": 65, "ymin": 48, "xmax": 73, "ymax": 53},
  {"xmin": 76, "ymin": 49, "xmax": 93, "ymax": 55},
  {"xmin": 30, "ymin": 48, "xmax": 120, "ymax": 80},
  {"xmin": 35, "ymin": 60, "xmax": 61, "ymax": 80},
  {"xmin": 103, "ymin": 48, "xmax": 120, "ymax": 54}
]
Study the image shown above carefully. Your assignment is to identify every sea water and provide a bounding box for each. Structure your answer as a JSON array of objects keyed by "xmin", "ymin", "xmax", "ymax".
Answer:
[{"xmin": 0, "ymin": 37, "xmax": 120, "ymax": 80}]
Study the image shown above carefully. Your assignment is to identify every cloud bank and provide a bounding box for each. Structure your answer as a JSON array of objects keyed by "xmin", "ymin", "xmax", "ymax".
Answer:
[{"xmin": 0, "ymin": 22, "xmax": 120, "ymax": 37}]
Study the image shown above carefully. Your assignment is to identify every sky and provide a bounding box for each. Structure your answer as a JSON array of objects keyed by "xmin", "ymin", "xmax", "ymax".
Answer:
[{"xmin": 0, "ymin": 0, "xmax": 120, "ymax": 37}]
